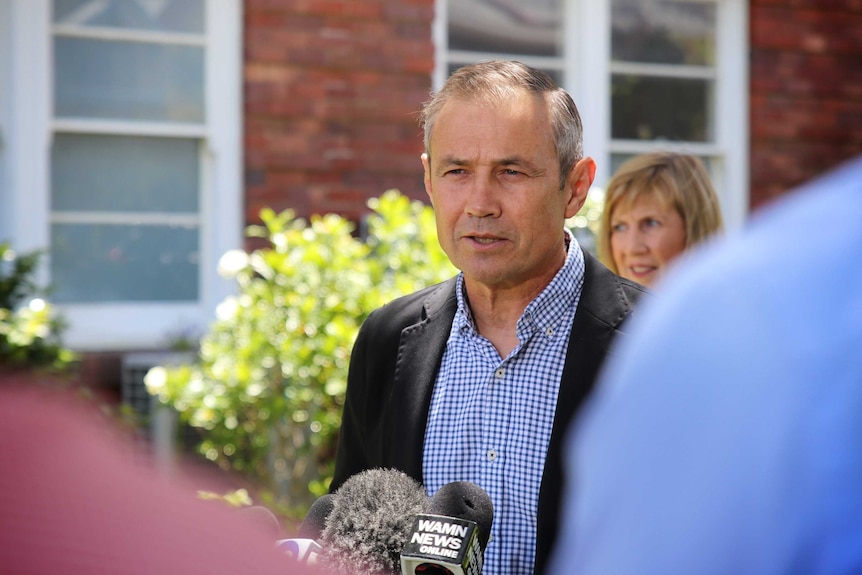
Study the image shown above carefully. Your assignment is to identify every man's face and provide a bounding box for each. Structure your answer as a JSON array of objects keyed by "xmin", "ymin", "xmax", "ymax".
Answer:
[{"xmin": 423, "ymin": 93, "xmax": 591, "ymax": 294}]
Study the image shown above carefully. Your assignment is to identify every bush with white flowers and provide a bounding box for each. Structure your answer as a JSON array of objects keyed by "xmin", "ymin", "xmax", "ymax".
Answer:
[{"xmin": 146, "ymin": 190, "xmax": 456, "ymax": 517}]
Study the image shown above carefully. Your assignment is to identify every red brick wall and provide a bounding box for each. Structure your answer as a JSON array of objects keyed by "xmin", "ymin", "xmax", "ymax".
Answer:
[
  {"xmin": 244, "ymin": 1, "xmax": 862, "ymax": 218},
  {"xmin": 243, "ymin": 0, "xmax": 435, "ymax": 226},
  {"xmin": 749, "ymin": 0, "xmax": 862, "ymax": 209}
]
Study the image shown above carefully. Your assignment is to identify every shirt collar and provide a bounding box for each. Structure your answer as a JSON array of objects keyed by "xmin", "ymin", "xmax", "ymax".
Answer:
[{"xmin": 453, "ymin": 228, "xmax": 585, "ymax": 334}]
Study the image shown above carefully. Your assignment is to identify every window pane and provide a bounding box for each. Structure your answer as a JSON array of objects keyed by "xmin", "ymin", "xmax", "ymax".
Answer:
[
  {"xmin": 611, "ymin": 0, "xmax": 716, "ymax": 66},
  {"xmin": 51, "ymin": 223, "xmax": 199, "ymax": 303},
  {"xmin": 448, "ymin": 0, "xmax": 563, "ymax": 57},
  {"xmin": 53, "ymin": 0, "xmax": 204, "ymax": 34},
  {"xmin": 611, "ymin": 74, "xmax": 712, "ymax": 142},
  {"xmin": 54, "ymin": 37, "xmax": 204, "ymax": 122},
  {"xmin": 52, "ymin": 134, "xmax": 199, "ymax": 213}
]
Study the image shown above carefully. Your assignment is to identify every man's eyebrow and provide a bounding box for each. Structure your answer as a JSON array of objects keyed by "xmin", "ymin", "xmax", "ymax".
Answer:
[
  {"xmin": 499, "ymin": 157, "xmax": 545, "ymax": 175},
  {"xmin": 437, "ymin": 155, "xmax": 533, "ymax": 166},
  {"xmin": 437, "ymin": 155, "xmax": 468, "ymax": 166},
  {"xmin": 433, "ymin": 155, "xmax": 545, "ymax": 176},
  {"xmin": 498, "ymin": 156, "xmax": 530, "ymax": 166}
]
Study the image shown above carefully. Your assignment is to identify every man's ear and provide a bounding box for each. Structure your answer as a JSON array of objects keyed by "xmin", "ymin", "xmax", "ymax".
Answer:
[
  {"xmin": 421, "ymin": 152, "xmax": 434, "ymax": 204},
  {"xmin": 564, "ymin": 156, "xmax": 596, "ymax": 218}
]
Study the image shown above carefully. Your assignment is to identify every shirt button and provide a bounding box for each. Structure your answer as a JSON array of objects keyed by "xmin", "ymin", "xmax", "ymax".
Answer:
[
  {"xmin": 487, "ymin": 449, "xmax": 497, "ymax": 461},
  {"xmin": 495, "ymin": 368, "xmax": 505, "ymax": 379},
  {"xmin": 545, "ymin": 326, "xmax": 554, "ymax": 337}
]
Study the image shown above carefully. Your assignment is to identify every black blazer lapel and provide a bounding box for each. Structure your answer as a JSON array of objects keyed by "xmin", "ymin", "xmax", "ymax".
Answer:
[{"xmin": 386, "ymin": 280, "xmax": 458, "ymax": 481}]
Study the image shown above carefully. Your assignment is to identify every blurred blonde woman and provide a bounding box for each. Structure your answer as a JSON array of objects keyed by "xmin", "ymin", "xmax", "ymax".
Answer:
[{"xmin": 598, "ymin": 152, "xmax": 724, "ymax": 287}]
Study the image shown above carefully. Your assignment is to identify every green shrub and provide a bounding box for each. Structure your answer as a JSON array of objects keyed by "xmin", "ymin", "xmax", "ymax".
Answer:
[
  {"xmin": 0, "ymin": 242, "xmax": 76, "ymax": 370},
  {"xmin": 566, "ymin": 185, "xmax": 604, "ymax": 256},
  {"xmin": 146, "ymin": 190, "xmax": 456, "ymax": 516}
]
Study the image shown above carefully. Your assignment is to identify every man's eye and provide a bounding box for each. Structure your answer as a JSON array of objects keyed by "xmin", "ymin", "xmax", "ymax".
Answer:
[
  {"xmin": 444, "ymin": 168, "xmax": 467, "ymax": 176},
  {"xmin": 644, "ymin": 218, "xmax": 661, "ymax": 228},
  {"xmin": 502, "ymin": 169, "xmax": 522, "ymax": 176}
]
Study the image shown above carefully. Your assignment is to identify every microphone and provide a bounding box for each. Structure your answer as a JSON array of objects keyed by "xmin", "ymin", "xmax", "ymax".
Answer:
[
  {"xmin": 237, "ymin": 505, "xmax": 282, "ymax": 539},
  {"xmin": 298, "ymin": 493, "xmax": 335, "ymax": 539},
  {"xmin": 400, "ymin": 481, "xmax": 494, "ymax": 575},
  {"xmin": 275, "ymin": 493, "xmax": 334, "ymax": 565},
  {"xmin": 317, "ymin": 468, "xmax": 431, "ymax": 575}
]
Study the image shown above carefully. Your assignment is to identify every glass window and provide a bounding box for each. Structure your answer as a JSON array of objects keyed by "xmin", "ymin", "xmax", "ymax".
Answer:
[
  {"xmin": 51, "ymin": 222, "xmax": 199, "ymax": 303},
  {"xmin": 53, "ymin": 0, "xmax": 205, "ymax": 33},
  {"xmin": 607, "ymin": 0, "xmax": 727, "ymax": 222},
  {"xmin": 610, "ymin": 0, "xmax": 718, "ymax": 145},
  {"xmin": 54, "ymin": 38, "xmax": 204, "ymax": 122},
  {"xmin": 611, "ymin": 75, "xmax": 712, "ymax": 141},
  {"xmin": 52, "ymin": 134, "xmax": 200, "ymax": 212},
  {"xmin": 4, "ymin": 0, "xmax": 239, "ymax": 349},
  {"xmin": 611, "ymin": 0, "xmax": 716, "ymax": 66},
  {"xmin": 447, "ymin": 0, "xmax": 563, "ymax": 57},
  {"xmin": 51, "ymin": 0, "xmax": 205, "ymax": 305},
  {"xmin": 439, "ymin": 0, "xmax": 721, "ymax": 148},
  {"xmin": 436, "ymin": 0, "xmax": 746, "ymax": 235}
]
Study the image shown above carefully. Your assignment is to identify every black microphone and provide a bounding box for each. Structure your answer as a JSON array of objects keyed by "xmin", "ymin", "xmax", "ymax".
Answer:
[
  {"xmin": 317, "ymin": 468, "xmax": 431, "ymax": 575},
  {"xmin": 400, "ymin": 481, "xmax": 494, "ymax": 575},
  {"xmin": 276, "ymin": 494, "xmax": 335, "ymax": 564},
  {"xmin": 298, "ymin": 493, "xmax": 335, "ymax": 539}
]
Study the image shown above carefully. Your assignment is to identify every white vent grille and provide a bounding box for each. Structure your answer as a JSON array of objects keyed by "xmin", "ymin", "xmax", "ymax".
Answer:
[
  {"xmin": 121, "ymin": 352, "xmax": 194, "ymax": 417},
  {"xmin": 121, "ymin": 353, "xmax": 161, "ymax": 419},
  {"xmin": 121, "ymin": 352, "xmax": 193, "ymax": 474}
]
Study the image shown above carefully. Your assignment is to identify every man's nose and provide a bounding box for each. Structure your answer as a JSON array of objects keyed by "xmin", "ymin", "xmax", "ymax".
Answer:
[{"xmin": 465, "ymin": 174, "xmax": 501, "ymax": 218}]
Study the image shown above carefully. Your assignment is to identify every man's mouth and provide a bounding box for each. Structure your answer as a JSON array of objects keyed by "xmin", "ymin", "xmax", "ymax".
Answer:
[{"xmin": 472, "ymin": 236, "xmax": 498, "ymax": 245}]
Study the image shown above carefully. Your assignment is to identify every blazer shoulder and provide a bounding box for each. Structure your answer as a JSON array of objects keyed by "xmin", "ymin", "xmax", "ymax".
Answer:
[
  {"xmin": 580, "ymin": 250, "xmax": 649, "ymax": 329},
  {"xmin": 362, "ymin": 277, "xmax": 458, "ymax": 333}
]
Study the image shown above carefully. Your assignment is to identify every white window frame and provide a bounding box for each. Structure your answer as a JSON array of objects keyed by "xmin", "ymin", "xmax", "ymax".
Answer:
[
  {"xmin": 433, "ymin": 0, "xmax": 749, "ymax": 230},
  {"xmin": 0, "ymin": 1, "xmax": 10, "ymax": 234},
  {"xmin": 3, "ymin": 0, "xmax": 243, "ymax": 351}
]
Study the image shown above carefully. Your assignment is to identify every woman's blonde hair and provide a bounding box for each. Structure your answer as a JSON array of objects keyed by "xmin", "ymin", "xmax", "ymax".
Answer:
[{"xmin": 597, "ymin": 152, "xmax": 725, "ymax": 274}]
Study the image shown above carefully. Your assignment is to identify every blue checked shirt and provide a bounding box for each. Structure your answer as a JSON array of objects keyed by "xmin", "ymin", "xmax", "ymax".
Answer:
[{"xmin": 422, "ymin": 230, "xmax": 585, "ymax": 575}]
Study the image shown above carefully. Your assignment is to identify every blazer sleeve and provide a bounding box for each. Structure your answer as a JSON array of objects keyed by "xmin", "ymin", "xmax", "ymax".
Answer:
[
  {"xmin": 331, "ymin": 305, "xmax": 394, "ymax": 491},
  {"xmin": 330, "ymin": 280, "xmax": 457, "ymax": 492}
]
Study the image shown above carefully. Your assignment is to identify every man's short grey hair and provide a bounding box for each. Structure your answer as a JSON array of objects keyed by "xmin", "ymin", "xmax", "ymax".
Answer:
[{"xmin": 419, "ymin": 60, "xmax": 584, "ymax": 189}]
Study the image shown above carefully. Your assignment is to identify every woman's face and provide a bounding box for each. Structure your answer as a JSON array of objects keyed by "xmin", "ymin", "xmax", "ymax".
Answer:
[{"xmin": 609, "ymin": 192, "xmax": 686, "ymax": 287}]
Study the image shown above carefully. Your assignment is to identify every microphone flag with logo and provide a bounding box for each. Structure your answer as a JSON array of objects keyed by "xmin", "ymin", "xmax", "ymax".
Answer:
[{"xmin": 400, "ymin": 481, "xmax": 493, "ymax": 575}]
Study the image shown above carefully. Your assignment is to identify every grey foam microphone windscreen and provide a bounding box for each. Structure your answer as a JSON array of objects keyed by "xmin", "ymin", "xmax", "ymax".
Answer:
[{"xmin": 319, "ymin": 468, "xmax": 430, "ymax": 575}]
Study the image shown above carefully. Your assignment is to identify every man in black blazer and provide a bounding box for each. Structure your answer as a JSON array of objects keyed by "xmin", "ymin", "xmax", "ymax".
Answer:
[{"xmin": 331, "ymin": 61, "xmax": 646, "ymax": 575}]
